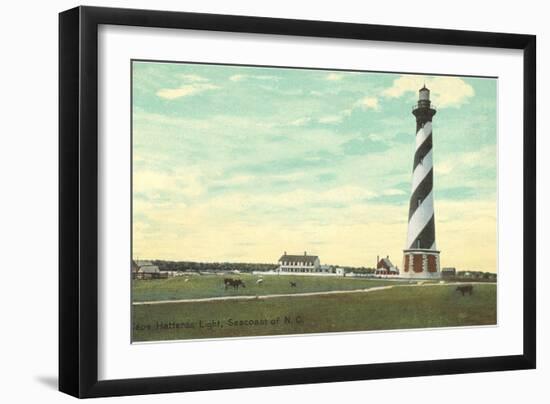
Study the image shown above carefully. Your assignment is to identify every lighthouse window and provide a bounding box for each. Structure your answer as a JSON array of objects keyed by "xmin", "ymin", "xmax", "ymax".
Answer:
[
  {"xmin": 417, "ymin": 198, "xmax": 422, "ymax": 207},
  {"xmin": 417, "ymin": 239, "xmax": 421, "ymax": 248}
]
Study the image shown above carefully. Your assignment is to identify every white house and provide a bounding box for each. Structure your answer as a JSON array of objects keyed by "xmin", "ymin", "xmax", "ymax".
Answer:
[{"xmin": 278, "ymin": 251, "xmax": 320, "ymax": 273}]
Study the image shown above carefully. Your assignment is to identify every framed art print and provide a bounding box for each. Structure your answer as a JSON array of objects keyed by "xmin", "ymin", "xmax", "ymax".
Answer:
[{"xmin": 59, "ymin": 6, "xmax": 536, "ymax": 398}]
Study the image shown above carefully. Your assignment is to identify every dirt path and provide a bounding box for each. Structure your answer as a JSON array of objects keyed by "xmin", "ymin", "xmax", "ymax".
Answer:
[{"xmin": 132, "ymin": 281, "xmax": 495, "ymax": 306}]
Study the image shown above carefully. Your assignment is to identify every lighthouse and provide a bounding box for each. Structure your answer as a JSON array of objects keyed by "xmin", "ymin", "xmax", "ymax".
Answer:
[{"xmin": 402, "ymin": 85, "xmax": 441, "ymax": 279}]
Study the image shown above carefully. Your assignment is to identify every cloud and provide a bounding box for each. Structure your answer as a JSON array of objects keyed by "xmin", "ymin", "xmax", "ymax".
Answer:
[
  {"xmin": 206, "ymin": 185, "xmax": 378, "ymax": 213},
  {"xmin": 133, "ymin": 169, "xmax": 204, "ymax": 198},
  {"xmin": 229, "ymin": 74, "xmax": 279, "ymax": 82},
  {"xmin": 214, "ymin": 174, "xmax": 255, "ymax": 186},
  {"xmin": 270, "ymin": 172, "xmax": 307, "ymax": 182},
  {"xmin": 317, "ymin": 96, "xmax": 378, "ymax": 125},
  {"xmin": 179, "ymin": 74, "xmax": 208, "ymax": 82},
  {"xmin": 381, "ymin": 188, "xmax": 406, "ymax": 196},
  {"xmin": 367, "ymin": 133, "xmax": 387, "ymax": 142},
  {"xmin": 289, "ymin": 117, "xmax": 312, "ymax": 126},
  {"xmin": 383, "ymin": 75, "xmax": 474, "ymax": 108},
  {"xmin": 319, "ymin": 114, "xmax": 345, "ymax": 124},
  {"xmin": 435, "ymin": 145, "xmax": 496, "ymax": 177},
  {"xmin": 326, "ymin": 73, "xmax": 344, "ymax": 81},
  {"xmin": 318, "ymin": 108, "xmax": 353, "ymax": 124},
  {"xmin": 156, "ymin": 83, "xmax": 219, "ymax": 100},
  {"xmin": 355, "ymin": 96, "xmax": 379, "ymax": 110},
  {"xmin": 229, "ymin": 74, "xmax": 246, "ymax": 82},
  {"xmin": 340, "ymin": 134, "xmax": 390, "ymax": 155},
  {"xmin": 258, "ymin": 85, "xmax": 303, "ymax": 96}
]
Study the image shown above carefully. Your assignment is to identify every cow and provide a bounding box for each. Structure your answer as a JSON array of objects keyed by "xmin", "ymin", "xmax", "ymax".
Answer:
[
  {"xmin": 256, "ymin": 278, "xmax": 264, "ymax": 286},
  {"xmin": 290, "ymin": 281, "xmax": 297, "ymax": 288},
  {"xmin": 456, "ymin": 285, "xmax": 474, "ymax": 296}
]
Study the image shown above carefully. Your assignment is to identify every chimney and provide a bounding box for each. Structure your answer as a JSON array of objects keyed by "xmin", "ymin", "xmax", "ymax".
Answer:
[
  {"xmin": 387, "ymin": 255, "xmax": 389, "ymax": 259},
  {"xmin": 284, "ymin": 251, "xmax": 287, "ymax": 255},
  {"xmin": 377, "ymin": 255, "xmax": 379, "ymax": 265},
  {"xmin": 304, "ymin": 251, "xmax": 307, "ymax": 256}
]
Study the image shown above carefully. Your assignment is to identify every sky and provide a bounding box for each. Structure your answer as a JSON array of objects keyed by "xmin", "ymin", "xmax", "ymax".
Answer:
[{"xmin": 132, "ymin": 61, "xmax": 497, "ymax": 272}]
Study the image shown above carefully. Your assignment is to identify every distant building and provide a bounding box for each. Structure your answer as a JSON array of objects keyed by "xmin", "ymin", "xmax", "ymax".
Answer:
[
  {"xmin": 441, "ymin": 267, "xmax": 456, "ymax": 278},
  {"xmin": 132, "ymin": 260, "xmax": 161, "ymax": 279},
  {"xmin": 131, "ymin": 260, "xmax": 140, "ymax": 274},
  {"xmin": 375, "ymin": 256, "xmax": 399, "ymax": 276},
  {"xmin": 139, "ymin": 264, "xmax": 160, "ymax": 274},
  {"xmin": 319, "ymin": 264, "xmax": 334, "ymax": 273},
  {"xmin": 278, "ymin": 251, "xmax": 320, "ymax": 273},
  {"xmin": 335, "ymin": 267, "xmax": 345, "ymax": 276}
]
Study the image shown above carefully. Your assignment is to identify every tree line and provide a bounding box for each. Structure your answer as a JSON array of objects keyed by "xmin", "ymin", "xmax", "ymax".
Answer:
[
  {"xmin": 150, "ymin": 260, "xmax": 376, "ymax": 274},
  {"xmin": 148, "ymin": 260, "xmax": 496, "ymax": 280},
  {"xmin": 151, "ymin": 260, "xmax": 278, "ymax": 273}
]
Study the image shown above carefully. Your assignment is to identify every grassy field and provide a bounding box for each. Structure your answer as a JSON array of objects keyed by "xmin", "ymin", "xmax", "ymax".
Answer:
[
  {"xmin": 132, "ymin": 274, "xmax": 414, "ymax": 302},
  {"xmin": 132, "ymin": 283, "xmax": 497, "ymax": 342}
]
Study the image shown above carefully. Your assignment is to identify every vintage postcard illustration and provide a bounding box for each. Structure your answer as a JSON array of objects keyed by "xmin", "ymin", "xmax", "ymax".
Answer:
[{"xmin": 131, "ymin": 61, "xmax": 497, "ymax": 342}]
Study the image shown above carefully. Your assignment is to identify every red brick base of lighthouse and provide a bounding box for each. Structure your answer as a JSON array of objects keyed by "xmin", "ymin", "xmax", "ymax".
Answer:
[{"xmin": 402, "ymin": 249, "xmax": 441, "ymax": 279}]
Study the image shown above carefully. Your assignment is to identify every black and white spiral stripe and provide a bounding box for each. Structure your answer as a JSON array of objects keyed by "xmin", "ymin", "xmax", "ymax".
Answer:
[{"xmin": 407, "ymin": 121, "xmax": 436, "ymax": 250}]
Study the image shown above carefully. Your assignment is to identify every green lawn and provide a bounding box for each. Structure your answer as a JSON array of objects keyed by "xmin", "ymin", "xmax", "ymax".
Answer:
[
  {"xmin": 132, "ymin": 283, "xmax": 497, "ymax": 342},
  {"xmin": 132, "ymin": 274, "xmax": 413, "ymax": 302}
]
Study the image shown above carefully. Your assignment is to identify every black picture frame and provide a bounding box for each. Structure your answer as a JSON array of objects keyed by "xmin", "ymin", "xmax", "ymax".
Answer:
[{"xmin": 59, "ymin": 5, "xmax": 536, "ymax": 398}]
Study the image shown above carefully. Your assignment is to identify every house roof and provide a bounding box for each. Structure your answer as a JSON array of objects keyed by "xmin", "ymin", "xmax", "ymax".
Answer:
[
  {"xmin": 139, "ymin": 265, "xmax": 159, "ymax": 273},
  {"xmin": 279, "ymin": 254, "xmax": 319, "ymax": 264},
  {"xmin": 378, "ymin": 257, "xmax": 394, "ymax": 268}
]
